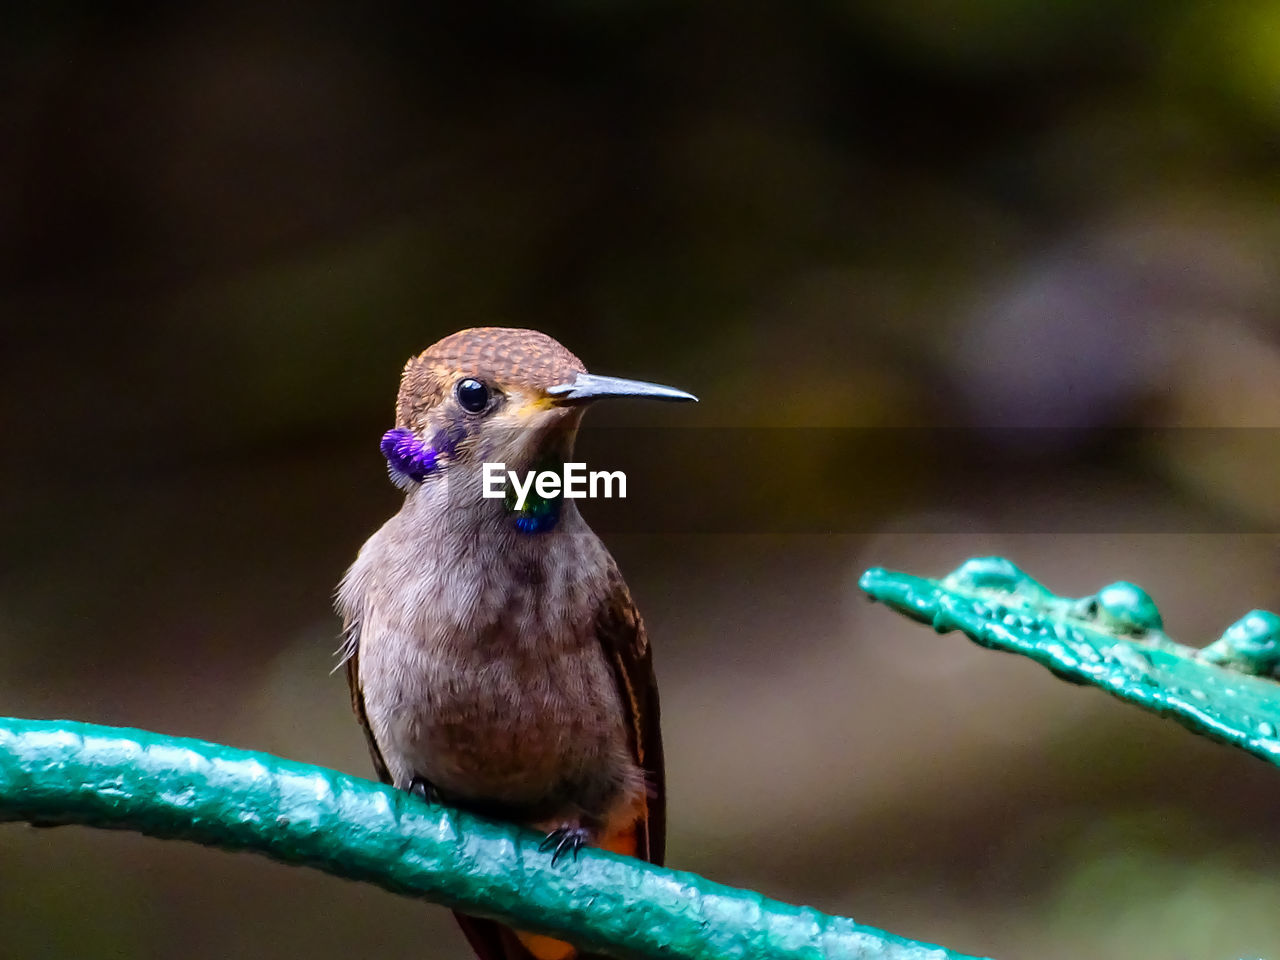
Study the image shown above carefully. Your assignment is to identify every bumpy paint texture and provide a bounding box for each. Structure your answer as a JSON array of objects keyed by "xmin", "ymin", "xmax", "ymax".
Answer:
[
  {"xmin": 859, "ymin": 557, "xmax": 1280, "ymax": 768},
  {"xmin": 0, "ymin": 717, "xmax": 988, "ymax": 960}
]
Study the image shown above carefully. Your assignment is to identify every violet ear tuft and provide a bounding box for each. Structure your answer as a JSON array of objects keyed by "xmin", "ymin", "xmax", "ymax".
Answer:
[{"xmin": 380, "ymin": 428, "xmax": 439, "ymax": 488}]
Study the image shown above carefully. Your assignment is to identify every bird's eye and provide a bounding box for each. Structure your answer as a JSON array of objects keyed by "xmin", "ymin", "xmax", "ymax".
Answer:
[{"xmin": 455, "ymin": 378, "xmax": 491, "ymax": 414}]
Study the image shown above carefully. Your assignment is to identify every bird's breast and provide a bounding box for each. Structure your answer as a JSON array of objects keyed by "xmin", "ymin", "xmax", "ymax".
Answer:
[{"xmin": 350, "ymin": 512, "xmax": 639, "ymax": 820}]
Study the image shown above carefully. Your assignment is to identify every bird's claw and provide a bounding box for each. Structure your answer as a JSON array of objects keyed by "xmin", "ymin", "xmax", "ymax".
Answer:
[
  {"xmin": 407, "ymin": 775, "xmax": 441, "ymax": 804},
  {"xmin": 539, "ymin": 825, "xmax": 591, "ymax": 865}
]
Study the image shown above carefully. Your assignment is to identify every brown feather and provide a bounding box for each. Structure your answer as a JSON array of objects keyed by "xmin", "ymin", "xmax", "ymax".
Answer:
[
  {"xmin": 342, "ymin": 560, "xmax": 664, "ymax": 960},
  {"xmin": 441, "ymin": 565, "xmax": 663, "ymax": 960},
  {"xmin": 396, "ymin": 328, "xmax": 586, "ymax": 431},
  {"xmin": 595, "ymin": 558, "xmax": 666, "ymax": 866},
  {"xmin": 344, "ymin": 627, "xmax": 392, "ymax": 785}
]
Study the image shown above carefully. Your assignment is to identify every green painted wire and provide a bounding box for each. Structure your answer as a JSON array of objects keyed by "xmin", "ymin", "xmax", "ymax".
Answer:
[
  {"xmin": 859, "ymin": 558, "xmax": 1280, "ymax": 769},
  {"xmin": 0, "ymin": 717, "xmax": 988, "ymax": 960}
]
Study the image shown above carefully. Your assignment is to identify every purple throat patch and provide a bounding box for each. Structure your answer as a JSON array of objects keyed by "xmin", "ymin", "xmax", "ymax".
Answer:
[{"xmin": 380, "ymin": 428, "xmax": 440, "ymax": 486}]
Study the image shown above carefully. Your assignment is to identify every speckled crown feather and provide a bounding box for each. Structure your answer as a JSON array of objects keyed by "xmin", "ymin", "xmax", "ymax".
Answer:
[{"xmin": 395, "ymin": 327, "xmax": 587, "ymax": 429}]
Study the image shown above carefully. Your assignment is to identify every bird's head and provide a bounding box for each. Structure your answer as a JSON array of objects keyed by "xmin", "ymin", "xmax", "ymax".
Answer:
[{"xmin": 381, "ymin": 327, "xmax": 696, "ymax": 496}]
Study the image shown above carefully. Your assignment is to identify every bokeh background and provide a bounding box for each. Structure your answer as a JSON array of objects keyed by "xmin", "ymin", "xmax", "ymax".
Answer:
[{"xmin": 4, "ymin": 3, "xmax": 1280, "ymax": 958}]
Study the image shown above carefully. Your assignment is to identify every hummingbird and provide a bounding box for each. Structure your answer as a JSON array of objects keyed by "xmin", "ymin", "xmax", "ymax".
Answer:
[{"xmin": 336, "ymin": 327, "xmax": 696, "ymax": 960}]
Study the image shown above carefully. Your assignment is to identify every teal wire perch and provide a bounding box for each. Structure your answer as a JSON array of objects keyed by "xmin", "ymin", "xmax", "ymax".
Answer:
[
  {"xmin": 17, "ymin": 557, "xmax": 1276, "ymax": 958},
  {"xmin": 0, "ymin": 716, "xmax": 988, "ymax": 960},
  {"xmin": 859, "ymin": 557, "xmax": 1280, "ymax": 769}
]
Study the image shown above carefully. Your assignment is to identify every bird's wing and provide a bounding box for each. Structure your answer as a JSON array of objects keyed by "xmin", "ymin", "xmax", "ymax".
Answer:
[
  {"xmin": 454, "ymin": 557, "xmax": 666, "ymax": 960},
  {"xmin": 595, "ymin": 554, "xmax": 666, "ymax": 865},
  {"xmin": 342, "ymin": 617, "xmax": 393, "ymax": 785}
]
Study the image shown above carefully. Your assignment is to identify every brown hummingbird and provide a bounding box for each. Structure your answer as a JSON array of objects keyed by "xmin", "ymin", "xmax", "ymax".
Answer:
[{"xmin": 336, "ymin": 327, "xmax": 696, "ymax": 960}]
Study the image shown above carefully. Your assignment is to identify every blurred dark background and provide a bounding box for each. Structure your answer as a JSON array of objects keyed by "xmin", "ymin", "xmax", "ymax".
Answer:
[{"xmin": 3, "ymin": 3, "xmax": 1280, "ymax": 958}]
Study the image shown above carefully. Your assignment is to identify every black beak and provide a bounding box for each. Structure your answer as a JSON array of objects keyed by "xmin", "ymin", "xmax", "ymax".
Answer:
[{"xmin": 546, "ymin": 372, "xmax": 698, "ymax": 405}]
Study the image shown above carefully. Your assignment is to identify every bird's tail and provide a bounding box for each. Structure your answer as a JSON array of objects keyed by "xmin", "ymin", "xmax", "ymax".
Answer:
[
  {"xmin": 454, "ymin": 912, "xmax": 567, "ymax": 960},
  {"xmin": 453, "ymin": 820, "xmax": 643, "ymax": 960},
  {"xmin": 453, "ymin": 911, "xmax": 611, "ymax": 960}
]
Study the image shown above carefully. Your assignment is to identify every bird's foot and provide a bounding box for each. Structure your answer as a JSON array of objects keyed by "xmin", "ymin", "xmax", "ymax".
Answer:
[
  {"xmin": 539, "ymin": 824, "xmax": 592, "ymax": 865},
  {"xmin": 406, "ymin": 775, "xmax": 441, "ymax": 805}
]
